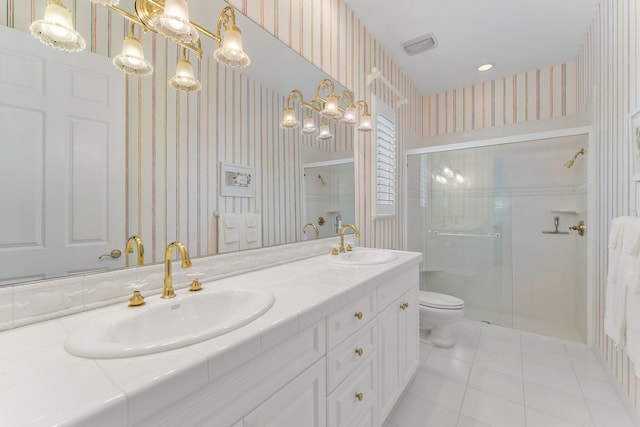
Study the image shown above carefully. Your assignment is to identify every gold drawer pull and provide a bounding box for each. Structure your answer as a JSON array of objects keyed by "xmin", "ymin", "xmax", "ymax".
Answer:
[
  {"xmin": 355, "ymin": 392, "xmax": 364, "ymax": 401},
  {"xmin": 354, "ymin": 312, "xmax": 363, "ymax": 320},
  {"xmin": 355, "ymin": 348, "xmax": 364, "ymax": 357}
]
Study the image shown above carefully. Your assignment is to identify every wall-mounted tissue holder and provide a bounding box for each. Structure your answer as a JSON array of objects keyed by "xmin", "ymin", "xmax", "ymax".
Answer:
[{"xmin": 542, "ymin": 216, "xmax": 570, "ymax": 235}]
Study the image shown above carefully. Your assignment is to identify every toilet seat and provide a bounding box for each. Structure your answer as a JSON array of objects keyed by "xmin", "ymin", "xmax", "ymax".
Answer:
[{"xmin": 419, "ymin": 291, "xmax": 464, "ymax": 310}]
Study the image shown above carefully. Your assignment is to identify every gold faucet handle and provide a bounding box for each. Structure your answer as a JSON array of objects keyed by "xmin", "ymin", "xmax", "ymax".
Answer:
[
  {"xmin": 331, "ymin": 245, "xmax": 340, "ymax": 255},
  {"xmin": 346, "ymin": 243, "xmax": 353, "ymax": 251},
  {"xmin": 128, "ymin": 290, "xmax": 146, "ymax": 307},
  {"xmin": 189, "ymin": 278, "xmax": 203, "ymax": 292}
]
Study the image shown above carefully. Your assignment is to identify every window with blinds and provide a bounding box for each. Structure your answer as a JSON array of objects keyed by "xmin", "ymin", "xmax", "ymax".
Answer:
[{"xmin": 372, "ymin": 95, "xmax": 397, "ymax": 218}]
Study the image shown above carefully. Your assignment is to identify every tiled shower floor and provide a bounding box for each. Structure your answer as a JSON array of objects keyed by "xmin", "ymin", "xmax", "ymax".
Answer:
[{"xmin": 383, "ymin": 320, "xmax": 638, "ymax": 427}]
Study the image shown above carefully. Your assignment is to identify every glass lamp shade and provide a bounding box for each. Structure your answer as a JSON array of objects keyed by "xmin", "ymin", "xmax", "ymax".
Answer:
[
  {"xmin": 90, "ymin": 0, "xmax": 120, "ymax": 5},
  {"xmin": 113, "ymin": 36, "xmax": 153, "ymax": 76},
  {"xmin": 152, "ymin": 0, "xmax": 199, "ymax": 43},
  {"xmin": 280, "ymin": 107, "xmax": 300, "ymax": 129},
  {"xmin": 169, "ymin": 58, "xmax": 201, "ymax": 92},
  {"xmin": 320, "ymin": 93, "xmax": 341, "ymax": 119},
  {"xmin": 317, "ymin": 122, "xmax": 333, "ymax": 140},
  {"xmin": 341, "ymin": 105, "xmax": 358, "ymax": 124},
  {"xmin": 301, "ymin": 115, "xmax": 318, "ymax": 134},
  {"xmin": 357, "ymin": 113, "xmax": 373, "ymax": 132},
  {"xmin": 214, "ymin": 25, "xmax": 251, "ymax": 68},
  {"xmin": 29, "ymin": 1, "xmax": 86, "ymax": 52}
]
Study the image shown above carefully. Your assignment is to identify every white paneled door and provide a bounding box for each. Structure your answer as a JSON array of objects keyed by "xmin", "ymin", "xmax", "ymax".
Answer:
[{"xmin": 0, "ymin": 27, "xmax": 125, "ymax": 284}]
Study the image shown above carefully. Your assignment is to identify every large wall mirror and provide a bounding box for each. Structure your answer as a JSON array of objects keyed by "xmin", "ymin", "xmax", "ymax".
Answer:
[{"xmin": 0, "ymin": 0, "xmax": 355, "ymax": 286}]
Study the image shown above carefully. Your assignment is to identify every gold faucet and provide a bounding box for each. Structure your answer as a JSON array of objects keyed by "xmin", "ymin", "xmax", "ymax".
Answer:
[
  {"xmin": 163, "ymin": 241, "xmax": 192, "ymax": 299},
  {"xmin": 339, "ymin": 224, "xmax": 360, "ymax": 253},
  {"xmin": 302, "ymin": 223, "xmax": 319, "ymax": 239},
  {"xmin": 125, "ymin": 235, "xmax": 145, "ymax": 266}
]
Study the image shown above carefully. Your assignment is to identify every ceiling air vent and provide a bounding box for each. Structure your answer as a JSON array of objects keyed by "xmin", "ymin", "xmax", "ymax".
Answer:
[{"xmin": 402, "ymin": 33, "xmax": 437, "ymax": 56}]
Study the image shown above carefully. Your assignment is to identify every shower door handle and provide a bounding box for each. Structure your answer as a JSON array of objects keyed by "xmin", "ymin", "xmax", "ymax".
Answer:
[{"xmin": 569, "ymin": 220, "xmax": 586, "ymax": 236}]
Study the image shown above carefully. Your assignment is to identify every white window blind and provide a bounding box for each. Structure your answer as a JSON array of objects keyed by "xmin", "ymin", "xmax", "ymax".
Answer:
[{"xmin": 372, "ymin": 95, "xmax": 397, "ymax": 218}]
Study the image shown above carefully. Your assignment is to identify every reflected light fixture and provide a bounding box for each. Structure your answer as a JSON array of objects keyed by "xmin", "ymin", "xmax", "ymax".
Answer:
[
  {"xmin": 214, "ymin": 8, "xmax": 250, "ymax": 68},
  {"xmin": 281, "ymin": 79, "xmax": 371, "ymax": 134},
  {"xmin": 280, "ymin": 106, "xmax": 300, "ymax": 129},
  {"xmin": 317, "ymin": 121, "xmax": 333, "ymax": 141},
  {"xmin": 477, "ymin": 63, "xmax": 494, "ymax": 72},
  {"xmin": 455, "ymin": 173, "xmax": 465, "ymax": 184},
  {"xmin": 152, "ymin": 0, "xmax": 199, "ymax": 43},
  {"xmin": 113, "ymin": 23, "xmax": 153, "ymax": 76},
  {"xmin": 170, "ymin": 48, "xmax": 201, "ymax": 92},
  {"xmin": 302, "ymin": 113, "xmax": 318, "ymax": 134},
  {"xmin": 29, "ymin": 0, "xmax": 86, "ymax": 52}
]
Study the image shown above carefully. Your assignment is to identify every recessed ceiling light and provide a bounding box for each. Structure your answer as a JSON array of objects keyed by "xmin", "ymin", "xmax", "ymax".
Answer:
[{"xmin": 477, "ymin": 63, "xmax": 494, "ymax": 72}]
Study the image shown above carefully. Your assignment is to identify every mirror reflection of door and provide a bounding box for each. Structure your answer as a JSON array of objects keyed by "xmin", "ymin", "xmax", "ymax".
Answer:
[
  {"xmin": 0, "ymin": 28, "xmax": 125, "ymax": 285},
  {"xmin": 303, "ymin": 161, "xmax": 355, "ymax": 239}
]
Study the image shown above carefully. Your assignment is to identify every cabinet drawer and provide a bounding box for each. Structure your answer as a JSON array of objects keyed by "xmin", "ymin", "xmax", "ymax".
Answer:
[
  {"xmin": 327, "ymin": 290, "xmax": 376, "ymax": 349},
  {"xmin": 327, "ymin": 354, "xmax": 377, "ymax": 427},
  {"xmin": 377, "ymin": 265, "xmax": 418, "ymax": 311},
  {"xmin": 327, "ymin": 319, "xmax": 377, "ymax": 392}
]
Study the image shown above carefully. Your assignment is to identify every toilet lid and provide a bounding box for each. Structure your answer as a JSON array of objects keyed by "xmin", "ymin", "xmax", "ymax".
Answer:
[{"xmin": 419, "ymin": 291, "xmax": 464, "ymax": 309}]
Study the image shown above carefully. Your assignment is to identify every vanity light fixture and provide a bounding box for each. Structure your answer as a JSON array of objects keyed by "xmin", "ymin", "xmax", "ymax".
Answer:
[
  {"xmin": 113, "ymin": 23, "xmax": 153, "ymax": 76},
  {"xmin": 151, "ymin": 0, "xmax": 199, "ymax": 43},
  {"xmin": 169, "ymin": 48, "xmax": 201, "ymax": 92},
  {"xmin": 29, "ymin": 0, "xmax": 86, "ymax": 52},
  {"xmin": 213, "ymin": 8, "xmax": 251, "ymax": 68},
  {"xmin": 32, "ymin": 1, "xmax": 251, "ymax": 83},
  {"xmin": 281, "ymin": 79, "xmax": 371, "ymax": 134}
]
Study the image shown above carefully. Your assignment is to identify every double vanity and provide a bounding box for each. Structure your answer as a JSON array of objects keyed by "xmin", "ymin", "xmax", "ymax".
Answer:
[{"xmin": 0, "ymin": 245, "xmax": 420, "ymax": 426}]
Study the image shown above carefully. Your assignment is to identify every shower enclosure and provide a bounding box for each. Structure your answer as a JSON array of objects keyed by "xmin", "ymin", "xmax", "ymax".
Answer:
[{"xmin": 407, "ymin": 135, "xmax": 588, "ymax": 342}]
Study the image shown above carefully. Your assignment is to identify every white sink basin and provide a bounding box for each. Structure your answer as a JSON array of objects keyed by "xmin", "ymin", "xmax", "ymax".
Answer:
[
  {"xmin": 65, "ymin": 288, "xmax": 275, "ymax": 358},
  {"xmin": 326, "ymin": 248, "xmax": 398, "ymax": 266}
]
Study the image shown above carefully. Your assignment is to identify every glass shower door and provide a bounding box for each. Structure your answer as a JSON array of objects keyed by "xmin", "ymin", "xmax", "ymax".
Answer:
[{"xmin": 407, "ymin": 149, "xmax": 514, "ymax": 327}]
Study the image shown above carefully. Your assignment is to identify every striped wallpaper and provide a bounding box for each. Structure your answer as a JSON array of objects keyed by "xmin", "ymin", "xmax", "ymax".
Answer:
[
  {"xmin": 1, "ymin": 0, "xmax": 357, "ymax": 265},
  {"xmin": 422, "ymin": 62, "xmax": 578, "ymax": 136},
  {"xmin": 227, "ymin": 0, "xmax": 425, "ymax": 251},
  {"xmin": 577, "ymin": 0, "xmax": 640, "ymax": 411}
]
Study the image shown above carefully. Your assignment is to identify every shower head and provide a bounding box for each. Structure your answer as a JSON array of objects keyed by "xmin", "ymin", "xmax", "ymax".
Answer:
[{"xmin": 564, "ymin": 148, "xmax": 585, "ymax": 168}]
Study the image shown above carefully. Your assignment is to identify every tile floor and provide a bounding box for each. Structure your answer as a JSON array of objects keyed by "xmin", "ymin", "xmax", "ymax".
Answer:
[{"xmin": 383, "ymin": 320, "xmax": 639, "ymax": 427}]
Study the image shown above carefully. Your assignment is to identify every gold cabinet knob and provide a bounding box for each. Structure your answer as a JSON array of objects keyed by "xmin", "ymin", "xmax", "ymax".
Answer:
[
  {"xmin": 400, "ymin": 303, "xmax": 407, "ymax": 310},
  {"xmin": 404, "ymin": 302, "xmax": 409, "ymax": 309},
  {"xmin": 354, "ymin": 312, "xmax": 363, "ymax": 320},
  {"xmin": 355, "ymin": 392, "xmax": 364, "ymax": 401},
  {"xmin": 355, "ymin": 348, "xmax": 364, "ymax": 357}
]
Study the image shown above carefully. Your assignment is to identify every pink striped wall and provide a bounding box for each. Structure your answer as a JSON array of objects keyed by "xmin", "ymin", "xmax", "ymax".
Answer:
[
  {"xmin": 577, "ymin": 0, "xmax": 640, "ymax": 410},
  {"xmin": 422, "ymin": 62, "xmax": 578, "ymax": 136},
  {"xmin": 227, "ymin": 0, "xmax": 425, "ymax": 251}
]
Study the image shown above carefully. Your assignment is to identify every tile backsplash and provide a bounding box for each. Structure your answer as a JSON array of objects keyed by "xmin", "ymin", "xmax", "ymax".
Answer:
[{"xmin": 0, "ymin": 239, "xmax": 338, "ymax": 332}]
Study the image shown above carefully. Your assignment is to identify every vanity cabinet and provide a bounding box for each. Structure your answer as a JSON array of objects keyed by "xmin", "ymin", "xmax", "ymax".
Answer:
[
  {"xmin": 126, "ymin": 263, "xmax": 418, "ymax": 427},
  {"xmin": 378, "ymin": 282, "xmax": 420, "ymax": 422}
]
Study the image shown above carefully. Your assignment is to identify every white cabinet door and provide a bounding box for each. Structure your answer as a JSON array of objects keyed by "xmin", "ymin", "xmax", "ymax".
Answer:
[
  {"xmin": 244, "ymin": 358, "xmax": 326, "ymax": 427},
  {"xmin": 378, "ymin": 297, "xmax": 402, "ymax": 421},
  {"xmin": 401, "ymin": 287, "xmax": 420, "ymax": 386},
  {"xmin": 378, "ymin": 286, "xmax": 420, "ymax": 423}
]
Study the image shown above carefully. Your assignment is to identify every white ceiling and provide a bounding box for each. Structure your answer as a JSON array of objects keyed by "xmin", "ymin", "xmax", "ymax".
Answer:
[{"xmin": 343, "ymin": 0, "xmax": 600, "ymax": 96}]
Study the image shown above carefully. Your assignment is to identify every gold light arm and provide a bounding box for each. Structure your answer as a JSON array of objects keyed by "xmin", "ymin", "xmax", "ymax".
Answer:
[
  {"xmin": 315, "ymin": 78, "xmax": 336, "ymax": 100},
  {"xmin": 101, "ymin": 0, "xmax": 239, "ymax": 59},
  {"xmin": 355, "ymin": 100, "xmax": 370, "ymax": 115}
]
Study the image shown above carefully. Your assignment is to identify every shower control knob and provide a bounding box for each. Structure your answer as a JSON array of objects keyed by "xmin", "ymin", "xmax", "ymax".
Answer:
[{"xmin": 569, "ymin": 220, "xmax": 586, "ymax": 236}]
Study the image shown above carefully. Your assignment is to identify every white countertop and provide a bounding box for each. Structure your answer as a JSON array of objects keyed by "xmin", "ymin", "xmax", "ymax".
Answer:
[{"xmin": 0, "ymin": 249, "xmax": 420, "ymax": 426}]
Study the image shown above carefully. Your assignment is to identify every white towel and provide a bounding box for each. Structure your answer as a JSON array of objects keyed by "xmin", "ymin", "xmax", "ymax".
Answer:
[
  {"xmin": 605, "ymin": 217, "xmax": 640, "ymax": 350},
  {"xmin": 218, "ymin": 214, "xmax": 241, "ymax": 253},
  {"xmin": 240, "ymin": 213, "xmax": 262, "ymax": 250}
]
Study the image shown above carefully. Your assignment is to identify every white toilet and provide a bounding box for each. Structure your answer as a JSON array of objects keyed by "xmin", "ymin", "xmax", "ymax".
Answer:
[{"xmin": 419, "ymin": 291, "xmax": 465, "ymax": 348}]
